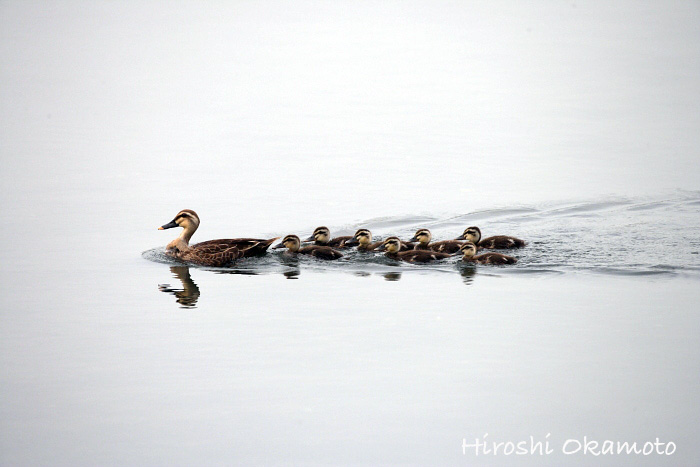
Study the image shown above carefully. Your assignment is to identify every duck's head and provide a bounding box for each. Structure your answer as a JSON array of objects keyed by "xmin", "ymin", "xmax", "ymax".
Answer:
[
  {"xmin": 409, "ymin": 228, "xmax": 431, "ymax": 245},
  {"xmin": 456, "ymin": 226, "xmax": 481, "ymax": 243},
  {"xmin": 377, "ymin": 236, "xmax": 402, "ymax": 253},
  {"xmin": 305, "ymin": 226, "xmax": 330, "ymax": 243},
  {"xmin": 275, "ymin": 234, "xmax": 301, "ymax": 252},
  {"xmin": 458, "ymin": 242, "xmax": 478, "ymax": 258},
  {"xmin": 159, "ymin": 209, "xmax": 200, "ymax": 231},
  {"xmin": 345, "ymin": 228, "xmax": 372, "ymax": 247}
]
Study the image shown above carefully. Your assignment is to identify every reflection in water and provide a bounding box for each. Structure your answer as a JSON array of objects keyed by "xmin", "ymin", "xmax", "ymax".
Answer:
[
  {"xmin": 459, "ymin": 265, "xmax": 477, "ymax": 285},
  {"xmin": 283, "ymin": 269, "xmax": 300, "ymax": 279},
  {"xmin": 383, "ymin": 272, "xmax": 402, "ymax": 281},
  {"xmin": 158, "ymin": 266, "xmax": 200, "ymax": 308}
]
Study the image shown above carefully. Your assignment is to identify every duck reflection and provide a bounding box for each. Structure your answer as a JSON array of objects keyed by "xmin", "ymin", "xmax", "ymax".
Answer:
[
  {"xmin": 382, "ymin": 272, "xmax": 402, "ymax": 281},
  {"xmin": 158, "ymin": 266, "xmax": 200, "ymax": 308},
  {"xmin": 459, "ymin": 265, "xmax": 477, "ymax": 285},
  {"xmin": 283, "ymin": 268, "xmax": 300, "ymax": 279}
]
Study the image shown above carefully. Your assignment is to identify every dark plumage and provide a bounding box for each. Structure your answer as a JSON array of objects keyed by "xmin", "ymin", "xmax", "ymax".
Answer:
[
  {"xmin": 456, "ymin": 226, "xmax": 526, "ymax": 249},
  {"xmin": 275, "ymin": 235, "xmax": 343, "ymax": 260},
  {"xmin": 379, "ymin": 237, "xmax": 452, "ymax": 263},
  {"xmin": 458, "ymin": 242, "xmax": 517, "ymax": 265},
  {"xmin": 158, "ymin": 209, "xmax": 277, "ymax": 267}
]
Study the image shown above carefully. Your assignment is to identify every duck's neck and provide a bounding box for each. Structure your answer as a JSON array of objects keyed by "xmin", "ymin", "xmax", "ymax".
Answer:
[{"xmin": 168, "ymin": 224, "xmax": 197, "ymax": 252}]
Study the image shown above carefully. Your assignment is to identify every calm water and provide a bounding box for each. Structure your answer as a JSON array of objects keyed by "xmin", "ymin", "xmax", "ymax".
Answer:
[{"xmin": 2, "ymin": 1, "xmax": 700, "ymax": 465}]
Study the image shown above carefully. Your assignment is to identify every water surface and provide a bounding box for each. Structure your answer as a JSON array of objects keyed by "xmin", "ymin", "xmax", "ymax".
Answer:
[{"xmin": 1, "ymin": 1, "xmax": 699, "ymax": 465}]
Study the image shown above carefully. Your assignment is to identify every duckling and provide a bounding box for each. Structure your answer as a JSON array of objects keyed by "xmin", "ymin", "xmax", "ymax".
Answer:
[
  {"xmin": 456, "ymin": 226, "xmax": 525, "ymax": 249},
  {"xmin": 378, "ymin": 237, "xmax": 452, "ymax": 263},
  {"xmin": 409, "ymin": 228, "xmax": 465, "ymax": 254},
  {"xmin": 458, "ymin": 242, "xmax": 517, "ymax": 265},
  {"xmin": 158, "ymin": 209, "xmax": 277, "ymax": 267},
  {"xmin": 305, "ymin": 226, "xmax": 352, "ymax": 248},
  {"xmin": 343, "ymin": 229, "xmax": 384, "ymax": 251},
  {"xmin": 274, "ymin": 234, "xmax": 343, "ymax": 260}
]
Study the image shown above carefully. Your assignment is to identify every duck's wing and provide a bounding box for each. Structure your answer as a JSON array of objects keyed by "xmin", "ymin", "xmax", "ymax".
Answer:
[
  {"xmin": 301, "ymin": 245, "xmax": 343, "ymax": 260},
  {"xmin": 187, "ymin": 243, "xmax": 242, "ymax": 267},
  {"xmin": 328, "ymin": 236, "xmax": 353, "ymax": 248},
  {"xmin": 400, "ymin": 241, "xmax": 416, "ymax": 251},
  {"xmin": 479, "ymin": 236, "xmax": 526, "ymax": 249},
  {"xmin": 430, "ymin": 240, "xmax": 465, "ymax": 254},
  {"xmin": 194, "ymin": 237, "xmax": 278, "ymax": 257}
]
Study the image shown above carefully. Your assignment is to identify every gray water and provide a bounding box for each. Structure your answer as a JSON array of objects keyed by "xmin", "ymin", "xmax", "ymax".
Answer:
[{"xmin": 2, "ymin": 1, "xmax": 700, "ymax": 465}]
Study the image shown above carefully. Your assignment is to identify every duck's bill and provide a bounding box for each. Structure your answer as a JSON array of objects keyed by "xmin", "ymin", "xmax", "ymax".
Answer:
[
  {"xmin": 158, "ymin": 220, "xmax": 178, "ymax": 230},
  {"xmin": 273, "ymin": 243, "xmax": 286, "ymax": 249},
  {"xmin": 344, "ymin": 239, "xmax": 359, "ymax": 246},
  {"xmin": 304, "ymin": 236, "xmax": 315, "ymax": 242},
  {"xmin": 408, "ymin": 237, "xmax": 418, "ymax": 242},
  {"xmin": 376, "ymin": 244, "xmax": 387, "ymax": 251},
  {"xmin": 455, "ymin": 235, "xmax": 465, "ymax": 240}
]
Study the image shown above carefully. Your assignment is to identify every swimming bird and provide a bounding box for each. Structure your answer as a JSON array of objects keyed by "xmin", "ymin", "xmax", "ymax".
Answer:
[
  {"xmin": 274, "ymin": 234, "xmax": 343, "ymax": 260},
  {"xmin": 305, "ymin": 226, "xmax": 352, "ymax": 248},
  {"xmin": 409, "ymin": 228, "xmax": 465, "ymax": 254},
  {"xmin": 458, "ymin": 242, "xmax": 517, "ymax": 265},
  {"xmin": 378, "ymin": 236, "xmax": 452, "ymax": 263},
  {"xmin": 456, "ymin": 226, "xmax": 526, "ymax": 249},
  {"xmin": 158, "ymin": 209, "xmax": 277, "ymax": 267},
  {"xmin": 343, "ymin": 229, "xmax": 384, "ymax": 251}
]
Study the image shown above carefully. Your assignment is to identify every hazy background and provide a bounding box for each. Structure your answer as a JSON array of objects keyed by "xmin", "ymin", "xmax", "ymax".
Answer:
[{"xmin": 1, "ymin": 1, "xmax": 699, "ymax": 465}]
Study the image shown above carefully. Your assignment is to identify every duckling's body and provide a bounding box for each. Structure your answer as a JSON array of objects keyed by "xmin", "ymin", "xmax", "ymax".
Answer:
[
  {"xmin": 344, "ymin": 229, "xmax": 384, "ymax": 252},
  {"xmin": 306, "ymin": 226, "xmax": 352, "ymax": 248},
  {"xmin": 410, "ymin": 228, "xmax": 465, "ymax": 254},
  {"xmin": 457, "ymin": 226, "xmax": 525, "ymax": 249},
  {"xmin": 158, "ymin": 210, "xmax": 276, "ymax": 267},
  {"xmin": 380, "ymin": 237, "xmax": 451, "ymax": 263},
  {"xmin": 276, "ymin": 235, "xmax": 343, "ymax": 260},
  {"xmin": 459, "ymin": 242, "xmax": 517, "ymax": 265}
]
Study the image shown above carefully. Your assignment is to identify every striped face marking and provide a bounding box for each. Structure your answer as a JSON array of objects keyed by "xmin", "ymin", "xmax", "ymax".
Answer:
[
  {"xmin": 354, "ymin": 229, "xmax": 372, "ymax": 244},
  {"xmin": 383, "ymin": 237, "xmax": 401, "ymax": 253},
  {"xmin": 313, "ymin": 227, "xmax": 330, "ymax": 242},
  {"xmin": 414, "ymin": 229, "xmax": 431, "ymax": 244},
  {"xmin": 283, "ymin": 235, "xmax": 301, "ymax": 251},
  {"xmin": 463, "ymin": 227, "xmax": 480, "ymax": 243},
  {"xmin": 460, "ymin": 242, "xmax": 477, "ymax": 257}
]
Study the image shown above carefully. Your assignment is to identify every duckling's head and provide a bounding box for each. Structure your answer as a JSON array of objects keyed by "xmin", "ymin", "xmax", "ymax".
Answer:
[
  {"xmin": 306, "ymin": 226, "xmax": 330, "ymax": 243},
  {"xmin": 159, "ymin": 209, "xmax": 200, "ymax": 231},
  {"xmin": 457, "ymin": 226, "xmax": 481, "ymax": 243},
  {"xmin": 459, "ymin": 242, "xmax": 478, "ymax": 258},
  {"xmin": 378, "ymin": 236, "xmax": 402, "ymax": 253},
  {"xmin": 275, "ymin": 234, "xmax": 301, "ymax": 252},
  {"xmin": 409, "ymin": 228, "xmax": 431, "ymax": 245},
  {"xmin": 346, "ymin": 228, "xmax": 372, "ymax": 246}
]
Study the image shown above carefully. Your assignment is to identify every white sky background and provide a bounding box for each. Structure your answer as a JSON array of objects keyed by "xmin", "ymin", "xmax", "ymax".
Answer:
[{"xmin": 1, "ymin": 0, "xmax": 699, "ymax": 230}]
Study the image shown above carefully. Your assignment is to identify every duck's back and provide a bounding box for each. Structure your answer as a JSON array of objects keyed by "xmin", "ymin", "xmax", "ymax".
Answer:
[
  {"xmin": 473, "ymin": 252, "xmax": 517, "ymax": 264},
  {"xmin": 429, "ymin": 240, "xmax": 465, "ymax": 254},
  {"xmin": 194, "ymin": 237, "xmax": 276, "ymax": 257},
  {"xmin": 398, "ymin": 250, "xmax": 451, "ymax": 263},
  {"xmin": 299, "ymin": 245, "xmax": 344, "ymax": 260},
  {"xmin": 479, "ymin": 236, "xmax": 526, "ymax": 249},
  {"xmin": 179, "ymin": 243, "xmax": 243, "ymax": 267}
]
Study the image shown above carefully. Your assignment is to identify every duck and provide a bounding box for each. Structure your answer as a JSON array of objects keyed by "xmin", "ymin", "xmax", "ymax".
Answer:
[
  {"xmin": 456, "ymin": 226, "xmax": 526, "ymax": 249},
  {"xmin": 274, "ymin": 234, "xmax": 343, "ymax": 260},
  {"xmin": 409, "ymin": 228, "xmax": 465, "ymax": 254},
  {"xmin": 458, "ymin": 242, "xmax": 517, "ymax": 265},
  {"xmin": 305, "ymin": 226, "xmax": 352, "ymax": 248},
  {"xmin": 343, "ymin": 229, "xmax": 384, "ymax": 251},
  {"xmin": 378, "ymin": 236, "xmax": 452, "ymax": 263},
  {"xmin": 158, "ymin": 209, "xmax": 277, "ymax": 267}
]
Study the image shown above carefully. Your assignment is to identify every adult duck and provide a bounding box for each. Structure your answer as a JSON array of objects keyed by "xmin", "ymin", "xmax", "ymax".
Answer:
[{"xmin": 158, "ymin": 209, "xmax": 277, "ymax": 267}]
